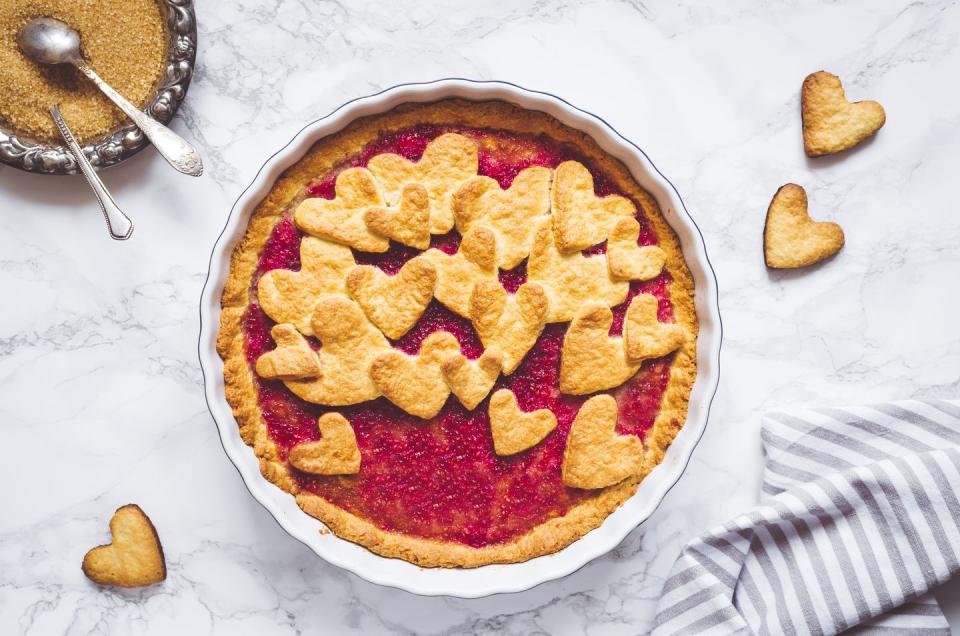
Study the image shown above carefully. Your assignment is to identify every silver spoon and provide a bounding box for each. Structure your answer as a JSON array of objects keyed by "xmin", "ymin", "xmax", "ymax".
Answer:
[
  {"xmin": 51, "ymin": 105, "xmax": 133, "ymax": 240},
  {"xmin": 19, "ymin": 17, "xmax": 203, "ymax": 177}
]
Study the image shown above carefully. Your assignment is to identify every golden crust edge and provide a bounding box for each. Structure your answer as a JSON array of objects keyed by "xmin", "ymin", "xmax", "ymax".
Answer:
[{"xmin": 216, "ymin": 98, "xmax": 699, "ymax": 567}]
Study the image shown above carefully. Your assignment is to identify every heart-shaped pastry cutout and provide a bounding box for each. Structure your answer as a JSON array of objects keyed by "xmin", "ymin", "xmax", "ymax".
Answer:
[
  {"xmin": 370, "ymin": 331, "xmax": 461, "ymax": 419},
  {"xmin": 562, "ymin": 395, "xmax": 643, "ymax": 489},
  {"xmin": 551, "ymin": 160, "xmax": 635, "ymax": 252},
  {"xmin": 442, "ymin": 347, "xmax": 503, "ymax": 410},
  {"xmin": 257, "ymin": 236, "xmax": 354, "ymax": 336},
  {"xmin": 368, "ymin": 133, "xmax": 478, "ymax": 234},
  {"xmin": 452, "ymin": 166, "xmax": 552, "ymax": 269},
  {"xmin": 294, "ymin": 167, "xmax": 390, "ymax": 253},
  {"xmin": 802, "ymin": 70, "xmax": 885, "ymax": 157},
  {"xmin": 623, "ymin": 293, "xmax": 686, "ymax": 363},
  {"xmin": 421, "ymin": 225, "xmax": 498, "ymax": 317},
  {"xmin": 469, "ymin": 280, "xmax": 548, "ymax": 375},
  {"xmin": 288, "ymin": 413, "xmax": 361, "ymax": 475},
  {"xmin": 364, "ymin": 183, "xmax": 431, "ymax": 249},
  {"xmin": 560, "ymin": 302, "xmax": 639, "ymax": 395},
  {"xmin": 606, "ymin": 217, "xmax": 667, "ymax": 281},
  {"xmin": 82, "ymin": 504, "xmax": 166, "ymax": 588},
  {"xmin": 255, "ymin": 324, "xmax": 321, "ymax": 380},
  {"xmin": 488, "ymin": 389, "xmax": 557, "ymax": 456},
  {"xmin": 763, "ymin": 183, "xmax": 844, "ymax": 269},
  {"xmin": 527, "ymin": 218, "xmax": 628, "ymax": 323},
  {"xmin": 346, "ymin": 256, "xmax": 436, "ymax": 340},
  {"xmin": 284, "ymin": 296, "xmax": 390, "ymax": 406}
]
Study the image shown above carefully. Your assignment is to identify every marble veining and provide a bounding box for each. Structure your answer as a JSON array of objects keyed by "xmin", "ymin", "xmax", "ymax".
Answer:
[{"xmin": 1, "ymin": 0, "xmax": 959, "ymax": 633}]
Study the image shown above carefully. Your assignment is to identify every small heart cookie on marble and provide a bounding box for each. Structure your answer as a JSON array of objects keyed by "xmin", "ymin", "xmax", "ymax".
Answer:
[
  {"xmin": 257, "ymin": 237, "xmax": 355, "ymax": 336},
  {"xmin": 562, "ymin": 395, "xmax": 643, "ymax": 489},
  {"xmin": 488, "ymin": 389, "xmax": 557, "ymax": 456},
  {"xmin": 368, "ymin": 133, "xmax": 478, "ymax": 234},
  {"xmin": 469, "ymin": 280, "xmax": 548, "ymax": 375},
  {"xmin": 284, "ymin": 296, "xmax": 390, "ymax": 406},
  {"xmin": 421, "ymin": 226, "xmax": 499, "ymax": 317},
  {"xmin": 802, "ymin": 70, "xmax": 885, "ymax": 157},
  {"xmin": 346, "ymin": 256, "xmax": 436, "ymax": 339},
  {"xmin": 559, "ymin": 302, "xmax": 639, "ymax": 395},
  {"xmin": 255, "ymin": 324, "xmax": 321, "ymax": 380},
  {"xmin": 452, "ymin": 165, "xmax": 552, "ymax": 269},
  {"xmin": 82, "ymin": 504, "xmax": 166, "ymax": 588},
  {"xmin": 606, "ymin": 217, "xmax": 667, "ymax": 281},
  {"xmin": 623, "ymin": 294, "xmax": 686, "ymax": 363},
  {"xmin": 288, "ymin": 413, "xmax": 361, "ymax": 475},
  {"xmin": 763, "ymin": 183, "xmax": 844, "ymax": 269},
  {"xmin": 370, "ymin": 331, "xmax": 462, "ymax": 419},
  {"xmin": 364, "ymin": 183, "xmax": 431, "ymax": 250},
  {"xmin": 442, "ymin": 347, "xmax": 503, "ymax": 410},
  {"xmin": 294, "ymin": 167, "xmax": 390, "ymax": 253},
  {"xmin": 551, "ymin": 161, "xmax": 635, "ymax": 252}
]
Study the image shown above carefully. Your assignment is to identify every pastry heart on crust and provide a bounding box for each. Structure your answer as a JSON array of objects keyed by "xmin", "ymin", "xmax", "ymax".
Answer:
[
  {"xmin": 488, "ymin": 389, "xmax": 557, "ymax": 456},
  {"xmin": 442, "ymin": 347, "xmax": 503, "ymax": 410},
  {"xmin": 288, "ymin": 413, "xmax": 361, "ymax": 475},
  {"xmin": 284, "ymin": 296, "xmax": 390, "ymax": 406},
  {"xmin": 363, "ymin": 183, "xmax": 431, "ymax": 250},
  {"xmin": 368, "ymin": 133, "xmax": 478, "ymax": 234},
  {"xmin": 527, "ymin": 218, "xmax": 628, "ymax": 323},
  {"xmin": 623, "ymin": 293, "xmax": 686, "ymax": 363},
  {"xmin": 559, "ymin": 302, "xmax": 639, "ymax": 395},
  {"xmin": 346, "ymin": 256, "xmax": 436, "ymax": 340},
  {"xmin": 802, "ymin": 70, "xmax": 886, "ymax": 157},
  {"xmin": 562, "ymin": 394, "xmax": 643, "ymax": 489},
  {"xmin": 551, "ymin": 160, "xmax": 635, "ymax": 252},
  {"xmin": 469, "ymin": 280, "xmax": 548, "ymax": 375},
  {"xmin": 606, "ymin": 217, "xmax": 667, "ymax": 281},
  {"xmin": 257, "ymin": 237, "xmax": 355, "ymax": 336},
  {"xmin": 763, "ymin": 183, "xmax": 844, "ymax": 269},
  {"xmin": 82, "ymin": 504, "xmax": 166, "ymax": 588},
  {"xmin": 452, "ymin": 166, "xmax": 552, "ymax": 269},
  {"xmin": 255, "ymin": 324, "xmax": 321, "ymax": 380},
  {"xmin": 421, "ymin": 226, "xmax": 498, "ymax": 317},
  {"xmin": 294, "ymin": 168, "xmax": 390, "ymax": 253},
  {"xmin": 369, "ymin": 331, "xmax": 462, "ymax": 419}
]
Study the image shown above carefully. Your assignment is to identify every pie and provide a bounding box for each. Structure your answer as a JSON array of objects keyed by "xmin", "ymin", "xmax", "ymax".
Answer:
[{"xmin": 217, "ymin": 99, "xmax": 698, "ymax": 568}]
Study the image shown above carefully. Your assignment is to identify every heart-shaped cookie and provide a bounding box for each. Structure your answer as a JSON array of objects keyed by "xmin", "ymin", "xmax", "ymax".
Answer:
[
  {"xmin": 551, "ymin": 160, "xmax": 635, "ymax": 252},
  {"xmin": 606, "ymin": 217, "xmax": 667, "ymax": 281},
  {"xmin": 288, "ymin": 413, "xmax": 361, "ymax": 475},
  {"xmin": 294, "ymin": 167, "xmax": 390, "ymax": 252},
  {"xmin": 559, "ymin": 302, "xmax": 639, "ymax": 395},
  {"xmin": 562, "ymin": 395, "xmax": 643, "ymax": 489},
  {"xmin": 364, "ymin": 183, "xmax": 431, "ymax": 250},
  {"xmin": 255, "ymin": 324, "xmax": 321, "ymax": 380},
  {"xmin": 469, "ymin": 280, "xmax": 548, "ymax": 375},
  {"xmin": 802, "ymin": 70, "xmax": 885, "ymax": 157},
  {"xmin": 488, "ymin": 389, "xmax": 557, "ymax": 456},
  {"xmin": 623, "ymin": 294, "xmax": 686, "ymax": 363},
  {"xmin": 442, "ymin": 347, "xmax": 503, "ymax": 410},
  {"xmin": 421, "ymin": 225, "xmax": 498, "ymax": 317},
  {"xmin": 82, "ymin": 504, "xmax": 166, "ymax": 588},
  {"xmin": 763, "ymin": 183, "xmax": 844, "ymax": 269},
  {"xmin": 370, "ymin": 331, "xmax": 461, "ymax": 419},
  {"xmin": 257, "ymin": 236, "xmax": 355, "ymax": 336},
  {"xmin": 346, "ymin": 256, "xmax": 436, "ymax": 340}
]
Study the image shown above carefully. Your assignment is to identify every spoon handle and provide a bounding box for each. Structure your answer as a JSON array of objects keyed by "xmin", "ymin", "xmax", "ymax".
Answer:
[
  {"xmin": 51, "ymin": 105, "xmax": 133, "ymax": 241},
  {"xmin": 74, "ymin": 60, "xmax": 203, "ymax": 177}
]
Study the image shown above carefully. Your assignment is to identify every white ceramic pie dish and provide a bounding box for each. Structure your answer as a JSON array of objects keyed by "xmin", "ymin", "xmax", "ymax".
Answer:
[{"xmin": 198, "ymin": 79, "xmax": 721, "ymax": 598}]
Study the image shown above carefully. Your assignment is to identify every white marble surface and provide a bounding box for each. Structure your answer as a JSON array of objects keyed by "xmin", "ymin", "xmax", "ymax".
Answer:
[{"xmin": 2, "ymin": 0, "xmax": 959, "ymax": 633}]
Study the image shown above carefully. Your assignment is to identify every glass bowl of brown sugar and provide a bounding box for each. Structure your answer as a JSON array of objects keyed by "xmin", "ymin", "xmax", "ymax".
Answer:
[{"xmin": 0, "ymin": 0, "xmax": 196, "ymax": 175}]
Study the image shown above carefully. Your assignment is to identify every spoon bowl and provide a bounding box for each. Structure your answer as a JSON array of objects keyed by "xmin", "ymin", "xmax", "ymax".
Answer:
[{"xmin": 17, "ymin": 17, "xmax": 82, "ymax": 66}]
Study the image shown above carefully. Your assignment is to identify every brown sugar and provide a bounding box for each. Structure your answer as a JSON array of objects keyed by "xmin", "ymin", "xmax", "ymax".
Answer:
[{"xmin": 0, "ymin": 0, "xmax": 168, "ymax": 144}]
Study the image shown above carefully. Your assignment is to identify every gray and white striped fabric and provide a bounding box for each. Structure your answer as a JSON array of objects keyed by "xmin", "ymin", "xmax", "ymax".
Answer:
[{"xmin": 653, "ymin": 399, "xmax": 960, "ymax": 635}]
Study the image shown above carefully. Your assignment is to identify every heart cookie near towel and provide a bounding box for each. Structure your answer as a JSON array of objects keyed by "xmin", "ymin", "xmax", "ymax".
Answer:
[
  {"xmin": 764, "ymin": 184, "xmax": 844, "ymax": 269},
  {"xmin": 82, "ymin": 504, "xmax": 166, "ymax": 588},
  {"xmin": 802, "ymin": 70, "xmax": 885, "ymax": 157}
]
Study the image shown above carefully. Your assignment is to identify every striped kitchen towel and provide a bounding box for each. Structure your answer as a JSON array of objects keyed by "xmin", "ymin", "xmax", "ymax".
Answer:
[{"xmin": 653, "ymin": 399, "xmax": 960, "ymax": 635}]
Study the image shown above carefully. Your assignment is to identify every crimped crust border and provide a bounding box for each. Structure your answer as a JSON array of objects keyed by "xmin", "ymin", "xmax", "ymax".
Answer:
[{"xmin": 216, "ymin": 99, "xmax": 698, "ymax": 568}]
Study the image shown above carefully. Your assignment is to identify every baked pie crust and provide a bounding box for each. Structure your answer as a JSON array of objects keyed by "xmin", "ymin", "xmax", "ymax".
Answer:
[{"xmin": 217, "ymin": 99, "xmax": 698, "ymax": 568}]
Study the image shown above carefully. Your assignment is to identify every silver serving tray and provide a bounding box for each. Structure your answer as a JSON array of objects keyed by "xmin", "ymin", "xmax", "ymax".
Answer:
[{"xmin": 0, "ymin": 0, "xmax": 196, "ymax": 175}]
